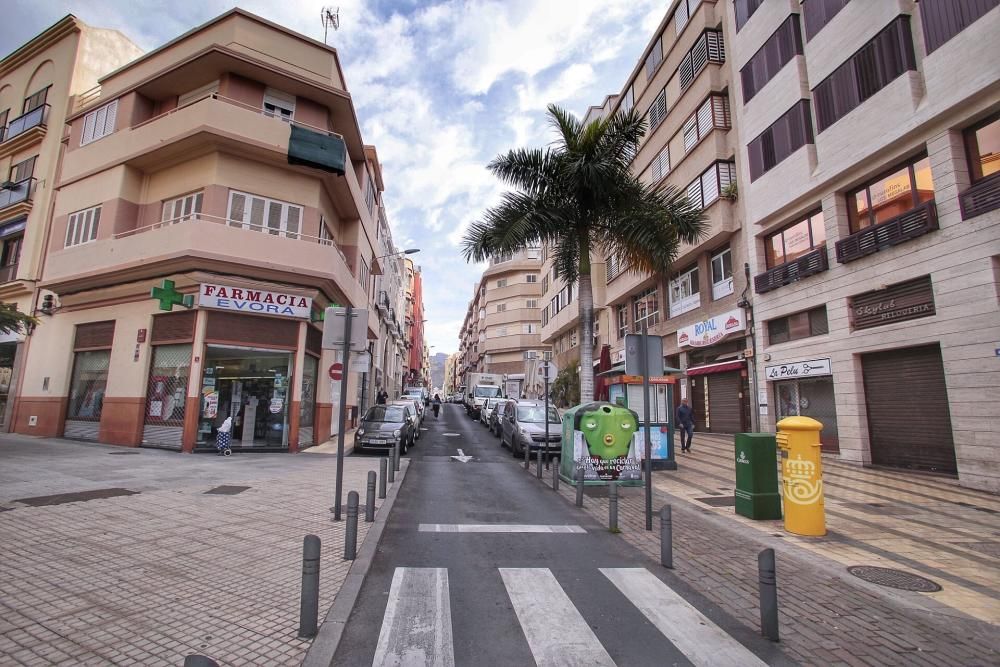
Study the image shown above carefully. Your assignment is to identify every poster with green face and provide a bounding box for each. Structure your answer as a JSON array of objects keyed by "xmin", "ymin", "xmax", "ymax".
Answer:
[{"xmin": 566, "ymin": 402, "xmax": 642, "ymax": 481}]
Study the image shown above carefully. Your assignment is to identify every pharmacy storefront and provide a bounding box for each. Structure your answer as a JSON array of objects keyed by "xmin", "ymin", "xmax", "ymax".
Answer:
[{"xmin": 765, "ymin": 358, "xmax": 839, "ymax": 452}]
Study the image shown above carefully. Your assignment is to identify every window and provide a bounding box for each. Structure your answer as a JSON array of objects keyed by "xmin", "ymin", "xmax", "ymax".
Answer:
[
  {"xmin": 65, "ymin": 206, "xmax": 101, "ymax": 247},
  {"xmin": 2, "ymin": 234, "xmax": 21, "ymax": 268},
  {"xmin": 23, "ymin": 86, "xmax": 49, "ymax": 113},
  {"xmin": 710, "ymin": 247, "xmax": 734, "ymax": 299},
  {"xmin": 524, "ymin": 323, "xmax": 537, "ymax": 334},
  {"xmin": 921, "ymin": 0, "xmax": 1000, "ymax": 54},
  {"xmin": 526, "ymin": 299, "xmax": 538, "ymax": 309},
  {"xmin": 669, "ymin": 267, "xmax": 700, "ymax": 317},
  {"xmin": 616, "ymin": 304, "xmax": 628, "ymax": 339},
  {"xmin": 319, "ymin": 216, "xmax": 335, "ymax": 245},
  {"xmin": 497, "ymin": 327, "xmax": 508, "ymax": 336},
  {"xmin": 363, "ymin": 173, "xmax": 376, "ymax": 215},
  {"xmin": 686, "ymin": 161, "xmax": 735, "ymax": 209},
  {"xmin": 67, "ymin": 350, "xmax": 111, "ymax": 420},
  {"xmin": 607, "ymin": 253, "xmax": 624, "ymax": 281},
  {"xmin": 227, "ymin": 190, "xmax": 303, "ymax": 239},
  {"xmin": 645, "ymin": 37, "xmax": 663, "ymax": 80},
  {"xmin": 497, "ymin": 303, "xmax": 507, "ymax": 313},
  {"xmin": 359, "ymin": 257, "xmax": 370, "ymax": 289},
  {"xmin": 80, "ymin": 100, "xmax": 118, "ymax": 145},
  {"xmin": 802, "ymin": 0, "xmax": 850, "ymax": 41},
  {"xmin": 848, "ymin": 155, "xmax": 934, "ymax": 232},
  {"xmin": 570, "ymin": 331, "xmax": 578, "ymax": 347},
  {"xmin": 633, "ymin": 286, "xmax": 660, "ymax": 329},
  {"xmin": 812, "ymin": 17, "xmax": 916, "ymax": 133},
  {"xmin": 650, "ymin": 146, "xmax": 670, "ymax": 182},
  {"xmin": 647, "ymin": 89, "xmax": 668, "ymax": 131},
  {"xmin": 161, "ymin": 191, "xmax": 203, "ymax": 223},
  {"xmin": 965, "ymin": 113, "xmax": 1000, "ymax": 183},
  {"xmin": 734, "ymin": 0, "xmax": 764, "ymax": 31},
  {"xmin": 9, "ymin": 156, "xmax": 35, "ymax": 183},
  {"xmin": 766, "ymin": 211, "xmax": 826, "ymax": 268},
  {"xmin": 747, "ymin": 100, "xmax": 814, "ymax": 181},
  {"xmin": 524, "ymin": 350, "xmax": 539, "ymax": 360},
  {"xmin": 767, "ymin": 306, "xmax": 829, "ymax": 344},
  {"xmin": 263, "ymin": 88, "xmax": 295, "ymax": 122},
  {"xmin": 542, "ymin": 305, "xmax": 549, "ymax": 326},
  {"xmin": 543, "ymin": 350, "xmax": 553, "ymax": 361},
  {"xmin": 0, "ymin": 109, "xmax": 8, "ymax": 138},
  {"xmin": 674, "ymin": 0, "xmax": 702, "ymax": 35},
  {"xmin": 741, "ymin": 15, "xmax": 803, "ymax": 103},
  {"xmin": 683, "ymin": 95, "xmax": 730, "ymax": 152},
  {"xmin": 678, "ymin": 30, "xmax": 724, "ymax": 91},
  {"xmin": 497, "ymin": 278, "xmax": 508, "ymax": 288},
  {"xmin": 526, "ymin": 274, "xmax": 538, "ymax": 283},
  {"xmin": 541, "ymin": 275, "xmax": 549, "ymax": 293},
  {"xmin": 621, "ymin": 85, "xmax": 635, "ymax": 115},
  {"xmin": 526, "ymin": 246, "xmax": 541, "ymax": 259}
]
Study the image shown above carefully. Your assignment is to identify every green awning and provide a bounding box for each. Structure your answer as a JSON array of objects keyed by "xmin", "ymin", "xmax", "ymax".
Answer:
[{"xmin": 288, "ymin": 124, "xmax": 346, "ymax": 175}]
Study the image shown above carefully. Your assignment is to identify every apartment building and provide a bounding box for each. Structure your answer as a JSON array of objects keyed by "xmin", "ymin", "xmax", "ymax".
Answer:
[
  {"xmin": 459, "ymin": 247, "xmax": 545, "ymax": 395},
  {"xmin": 366, "ymin": 196, "xmax": 408, "ymax": 408},
  {"xmin": 731, "ymin": 0, "xmax": 1000, "ymax": 491},
  {"xmin": 10, "ymin": 9, "xmax": 390, "ymax": 453},
  {"xmin": 0, "ymin": 16, "xmax": 142, "ymax": 431},
  {"xmin": 404, "ymin": 257, "xmax": 425, "ymax": 387}
]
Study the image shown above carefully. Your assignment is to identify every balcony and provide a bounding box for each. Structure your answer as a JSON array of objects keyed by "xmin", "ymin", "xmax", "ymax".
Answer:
[
  {"xmin": 43, "ymin": 213, "xmax": 365, "ymax": 307},
  {"xmin": 0, "ymin": 263, "xmax": 18, "ymax": 284},
  {"xmin": 960, "ymin": 173, "xmax": 1000, "ymax": 220},
  {"xmin": 754, "ymin": 247, "xmax": 829, "ymax": 294},
  {"xmin": 835, "ymin": 201, "xmax": 938, "ymax": 264},
  {"xmin": 1, "ymin": 105, "xmax": 48, "ymax": 156},
  {"xmin": 0, "ymin": 178, "xmax": 34, "ymax": 216}
]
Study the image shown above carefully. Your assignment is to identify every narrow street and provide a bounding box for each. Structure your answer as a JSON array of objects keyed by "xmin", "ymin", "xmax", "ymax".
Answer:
[{"xmin": 333, "ymin": 403, "xmax": 789, "ymax": 666}]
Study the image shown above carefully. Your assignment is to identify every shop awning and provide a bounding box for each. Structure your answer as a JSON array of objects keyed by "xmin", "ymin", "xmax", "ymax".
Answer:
[
  {"xmin": 685, "ymin": 360, "xmax": 745, "ymax": 376},
  {"xmin": 288, "ymin": 124, "xmax": 346, "ymax": 175},
  {"xmin": 597, "ymin": 363, "xmax": 682, "ymax": 376}
]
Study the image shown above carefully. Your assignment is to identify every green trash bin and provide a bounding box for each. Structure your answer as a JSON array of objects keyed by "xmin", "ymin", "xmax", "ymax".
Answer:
[{"xmin": 734, "ymin": 433, "xmax": 782, "ymax": 520}]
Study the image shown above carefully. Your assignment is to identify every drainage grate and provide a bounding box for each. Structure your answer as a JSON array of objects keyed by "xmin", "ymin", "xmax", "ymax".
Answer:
[
  {"xmin": 847, "ymin": 566, "xmax": 942, "ymax": 592},
  {"xmin": 108, "ymin": 451, "xmax": 141, "ymax": 455},
  {"xmin": 14, "ymin": 488, "xmax": 139, "ymax": 507},
  {"xmin": 695, "ymin": 495, "xmax": 736, "ymax": 507},
  {"xmin": 205, "ymin": 485, "xmax": 251, "ymax": 495}
]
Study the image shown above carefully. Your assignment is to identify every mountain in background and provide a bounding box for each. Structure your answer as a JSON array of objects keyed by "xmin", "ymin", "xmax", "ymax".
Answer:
[{"xmin": 430, "ymin": 352, "xmax": 448, "ymax": 391}]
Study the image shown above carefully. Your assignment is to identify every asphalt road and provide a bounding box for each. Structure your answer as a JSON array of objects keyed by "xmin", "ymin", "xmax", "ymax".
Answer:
[{"xmin": 333, "ymin": 403, "xmax": 788, "ymax": 666}]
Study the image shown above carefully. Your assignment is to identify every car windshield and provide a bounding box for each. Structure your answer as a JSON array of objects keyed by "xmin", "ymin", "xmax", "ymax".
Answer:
[
  {"xmin": 365, "ymin": 406, "xmax": 406, "ymax": 422},
  {"xmin": 517, "ymin": 406, "xmax": 560, "ymax": 423},
  {"xmin": 474, "ymin": 386, "xmax": 502, "ymax": 398}
]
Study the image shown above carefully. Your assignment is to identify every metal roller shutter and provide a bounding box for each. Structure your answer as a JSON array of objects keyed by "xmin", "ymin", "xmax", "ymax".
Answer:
[
  {"xmin": 861, "ymin": 344, "xmax": 956, "ymax": 474},
  {"xmin": 707, "ymin": 371, "xmax": 743, "ymax": 433}
]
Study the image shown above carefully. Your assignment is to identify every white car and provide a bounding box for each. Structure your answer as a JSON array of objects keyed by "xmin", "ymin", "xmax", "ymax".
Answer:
[{"xmin": 479, "ymin": 397, "xmax": 499, "ymax": 426}]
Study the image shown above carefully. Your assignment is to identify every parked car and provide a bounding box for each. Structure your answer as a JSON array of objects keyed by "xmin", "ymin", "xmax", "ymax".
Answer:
[
  {"xmin": 392, "ymin": 399, "xmax": 423, "ymax": 440},
  {"xmin": 356, "ymin": 404, "xmax": 414, "ymax": 454},
  {"xmin": 500, "ymin": 400, "xmax": 562, "ymax": 458},
  {"xmin": 489, "ymin": 399, "xmax": 513, "ymax": 437},
  {"xmin": 403, "ymin": 386, "xmax": 430, "ymax": 406},
  {"xmin": 479, "ymin": 397, "xmax": 499, "ymax": 427}
]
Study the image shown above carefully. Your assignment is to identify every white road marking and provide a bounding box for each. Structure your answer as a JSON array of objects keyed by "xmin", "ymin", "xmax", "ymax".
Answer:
[
  {"xmin": 372, "ymin": 567, "xmax": 455, "ymax": 667},
  {"xmin": 418, "ymin": 524, "xmax": 586, "ymax": 533},
  {"xmin": 451, "ymin": 448, "xmax": 474, "ymax": 463},
  {"xmin": 500, "ymin": 568, "xmax": 615, "ymax": 667},
  {"xmin": 601, "ymin": 568, "xmax": 767, "ymax": 667},
  {"xmin": 443, "ymin": 433, "xmax": 461, "ymax": 437}
]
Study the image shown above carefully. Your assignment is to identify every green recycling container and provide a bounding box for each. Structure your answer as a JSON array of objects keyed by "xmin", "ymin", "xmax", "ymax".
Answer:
[{"xmin": 734, "ymin": 433, "xmax": 782, "ymax": 520}]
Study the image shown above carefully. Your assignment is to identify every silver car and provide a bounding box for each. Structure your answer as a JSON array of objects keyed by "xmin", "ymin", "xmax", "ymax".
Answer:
[
  {"xmin": 392, "ymin": 399, "xmax": 422, "ymax": 441},
  {"xmin": 499, "ymin": 400, "xmax": 562, "ymax": 458}
]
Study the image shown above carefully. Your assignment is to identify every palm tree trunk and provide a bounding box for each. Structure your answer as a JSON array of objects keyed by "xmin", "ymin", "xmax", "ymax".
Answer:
[{"xmin": 577, "ymin": 247, "xmax": 595, "ymax": 403}]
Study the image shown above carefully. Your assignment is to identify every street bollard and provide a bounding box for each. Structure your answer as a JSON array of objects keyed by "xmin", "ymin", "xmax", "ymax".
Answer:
[
  {"xmin": 758, "ymin": 548, "xmax": 779, "ymax": 642},
  {"xmin": 609, "ymin": 482, "xmax": 619, "ymax": 531},
  {"xmin": 575, "ymin": 466, "xmax": 584, "ymax": 507},
  {"xmin": 387, "ymin": 454, "xmax": 396, "ymax": 483},
  {"xmin": 393, "ymin": 443, "xmax": 400, "ymax": 472},
  {"xmin": 552, "ymin": 458, "xmax": 559, "ymax": 492},
  {"xmin": 524, "ymin": 442, "xmax": 530, "ymax": 471},
  {"xmin": 366, "ymin": 471, "xmax": 376, "ymax": 523},
  {"xmin": 536, "ymin": 445, "xmax": 542, "ymax": 479},
  {"xmin": 379, "ymin": 458, "xmax": 388, "ymax": 498},
  {"xmin": 345, "ymin": 492, "xmax": 359, "ymax": 560},
  {"xmin": 184, "ymin": 656, "xmax": 219, "ymax": 667},
  {"xmin": 660, "ymin": 505, "xmax": 673, "ymax": 569},
  {"xmin": 298, "ymin": 534, "xmax": 321, "ymax": 638}
]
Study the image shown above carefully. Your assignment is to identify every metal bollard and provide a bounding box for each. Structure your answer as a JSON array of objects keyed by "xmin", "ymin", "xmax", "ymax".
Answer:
[
  {"xmin": 379, "ymin": 458, "xmax": 388, "ymax": 499},
  {"xmin": 387, "ymin": 454, "xmax": 396, "ymax": 483},
  {"xmin": 536, "ymin": 445, "xmax": 542, "ymax": 479},
  {"xmin": 344, "ymin": 491, "xmax": 359, "ymax": 560},
  {"xmin": 298, "ymin": 534, "xmax": 321, "ymax": 638},
  {"xmin": 365, "ymin": 471, "xmax": 376, "ymax": 523},
  {"xmin": 758, "ymin": 548, "xmax": 779, "ymax": 641},
  {"xmin": 393, "ymin": 442, "xmax": 401, "ymax": 472},
  {"xmin": 575, "ymin": 466, "xmax": 584, "ymax": 507},
  {"xmin": 184, "ymin": 656, "xmax": 219, "ymax": 667},
  {"xmin": 608, "ymin": 482, "xmax": 619, "ymax": 531},
  {"xmin": 552, "ymin": 458, "xmax": 559, "ymax": 491},
  {"xmin": 524, "ymin": 440, "xmax": 530, "ymax": 471},
  {"xmin": 660, "ymin": 505, "xmax": 673, "ymax": 569}
]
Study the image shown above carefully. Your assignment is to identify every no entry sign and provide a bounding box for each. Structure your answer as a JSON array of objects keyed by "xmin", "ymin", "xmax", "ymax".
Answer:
[{"xmin": 329, "ymin": 362, "xmax": 343, "ymax": 381}]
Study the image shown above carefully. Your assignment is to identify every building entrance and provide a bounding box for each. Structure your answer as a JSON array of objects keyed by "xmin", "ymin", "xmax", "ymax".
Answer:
[{"xmin": 197, "ymin": 345, "xmax": 293, "ymax": 450}]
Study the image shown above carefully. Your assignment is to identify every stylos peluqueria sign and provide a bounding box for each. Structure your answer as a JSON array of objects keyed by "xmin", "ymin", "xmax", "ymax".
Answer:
[{"xmin": 199, "ymin": 283, "xmax": 312, "ymax": 319}]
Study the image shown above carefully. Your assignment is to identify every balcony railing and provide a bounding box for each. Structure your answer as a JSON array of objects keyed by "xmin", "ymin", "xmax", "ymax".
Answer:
[
  {"xmin": 0, "ymin": 178, "xmax": 34, "ymax": 210},
  {"xmin": 0, "ymin": 263, "xmax": 18, "ymax": 284},
  {"xmin": 754, "ymin": 246, "xmax": 828, "ymax": 294},
  {"xmin": 3, "ymin": 105, "xmax": 48, "ymax": 143},
  {"xmin": 960, "ymin": 173, "xmax": 1000, "ymax": 220},
  {"xmin": 835, "ymin": 200, "xmax": 938, "ymax": 263}
]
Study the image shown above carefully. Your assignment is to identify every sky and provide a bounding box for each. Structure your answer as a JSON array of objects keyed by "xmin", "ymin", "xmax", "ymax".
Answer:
[{"xmin": 3, "ymin": 0, "xmax": 667, "ymax": 354}]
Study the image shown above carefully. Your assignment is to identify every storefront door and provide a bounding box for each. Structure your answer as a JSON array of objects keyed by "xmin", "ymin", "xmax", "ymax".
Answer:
[{"xmin": 774, "ymin": 377, "xmax": 839, "ymax": 452}]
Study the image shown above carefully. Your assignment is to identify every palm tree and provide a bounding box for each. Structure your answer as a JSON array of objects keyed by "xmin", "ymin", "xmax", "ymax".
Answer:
[
  {"xmin": 0, "ymin": 302, "xmax": 37, "ymax": 336},
  {"xmin": 463, "ymin": 104, "xmax": 705, "ymax": 402}
]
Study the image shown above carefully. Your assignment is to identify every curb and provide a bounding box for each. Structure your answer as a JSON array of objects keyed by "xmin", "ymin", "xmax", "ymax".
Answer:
[{"xmin": 301, "ymin": 458, "xmax": 410, "ymax": 667}]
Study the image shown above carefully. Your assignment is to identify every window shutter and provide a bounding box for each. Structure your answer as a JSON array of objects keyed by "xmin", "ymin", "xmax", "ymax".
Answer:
[
  {"xmin": 686, "ymin": 178, "xmax": 703, "ymax": 209},
  {"xmin": 249, "ymin": 196, "xmax": 266, "ymax": 229},
  {"xmin": 691, "ymin": 34, "xmax": 709, "ymax": 74},
  {"xmin": 683, "ymin": 115, "xmax": 699, "ymax": 151},
  {"xmin": 286, "ymin": 206, "xmax": 301, "ymax": 238},
  {"xmin": 707, "ymin": 31, "xmax": 724, "ymax": 62},
  {"xmin": 103, "ymin": 100, "xmax": 117, "ymax": 136},
  {"xmin": 81, "ymin": 112, "xmax": 96, "ymax": 145},
  {"xmin": 648, "ymin": 90, "xmax": 667, "ymax": 129},
  {"xmin": 679, "ymin": 53, "xmax": 694, "ymax": 90},
  {"xmin": 712, "ymin": 96, "xmax": 731, "ymax": 128},
  {"xmin": 228, "ymin": 193, "xmax": 246, "ymax": 225},
  {"xmin": 266, "ymin": 201, "xmax": 282, "ymax": 234},
  {"xmin": 701, "ymin": 166, "xmax": 720, "ymax": 206},
  {"xmin": 697, "ymin": 98, "xmax": 713, "ymax": 134},
  {"xmin": 89, "ymin": 207, "xmax": 101, "ymax": 241},
  {"xmin": 748, "ymin": 136, "xmax": 765, "ymax": 181}
]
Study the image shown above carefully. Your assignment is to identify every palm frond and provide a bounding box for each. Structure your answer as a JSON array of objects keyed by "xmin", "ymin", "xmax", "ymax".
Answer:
[
  {"xmin": 547, "ymin": 104, "xmax": 582, "ymax": 153},
  {"xmin": 487, "ymin": 147, "xmax": 557, "ymax": 195}
]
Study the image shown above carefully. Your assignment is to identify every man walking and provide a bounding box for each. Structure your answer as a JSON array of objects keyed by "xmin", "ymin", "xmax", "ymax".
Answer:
[{"xmin": 676, "ymin": 398, "xmax": 695, "ymax": 453}]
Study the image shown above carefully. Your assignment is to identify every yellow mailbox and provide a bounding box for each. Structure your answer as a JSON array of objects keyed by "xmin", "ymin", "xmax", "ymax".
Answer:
[{"xmin": 776, "ymin": 416, "xmax": 826, "ymax": 536}]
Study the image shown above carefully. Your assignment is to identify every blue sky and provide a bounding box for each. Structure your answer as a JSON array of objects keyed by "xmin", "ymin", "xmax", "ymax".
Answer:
[{"xmin": 4, "ymin": 0, "xmax": 666, "ymax": 354}]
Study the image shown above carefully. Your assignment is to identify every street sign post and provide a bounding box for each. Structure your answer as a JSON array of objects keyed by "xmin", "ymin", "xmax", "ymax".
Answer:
[
  {"xmin": 624, "ymin": 333, "xmax": 664, "ymax": 377},
  {"xmin": 639, "ymin": 324, "xmax": 654, "ymax": 531},
  {"xmin": 538, "ymin": 361, "xmax": 557, "ymax": 470}
]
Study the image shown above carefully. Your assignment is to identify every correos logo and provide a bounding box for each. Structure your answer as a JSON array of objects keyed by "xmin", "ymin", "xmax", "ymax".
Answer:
[{"xmin": 737, "ymin": 451, "xmax": 749, "ymax": 465}]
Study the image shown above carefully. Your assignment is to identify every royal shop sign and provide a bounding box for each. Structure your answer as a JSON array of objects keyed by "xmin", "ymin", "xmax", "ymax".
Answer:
[
  {"xmin": 676, "ymin": 308, "xmax": 745, "ymax": 348},
  {"xmin": 199, "ymin": 283, "xmax": 312, "ymax": 319}
]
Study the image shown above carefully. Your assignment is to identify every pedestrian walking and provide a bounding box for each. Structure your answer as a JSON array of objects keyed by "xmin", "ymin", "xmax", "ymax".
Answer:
[
  {"xmin": 676, "ymin": 398, "xmax": 695, "ymax": 453},
  {"xmin": 432, "ymin": 393, "xmax": 442, "ymax": 419},
  {"xmin": 376, "ymin": 389, "xmax": 388, "ymax": 405}
]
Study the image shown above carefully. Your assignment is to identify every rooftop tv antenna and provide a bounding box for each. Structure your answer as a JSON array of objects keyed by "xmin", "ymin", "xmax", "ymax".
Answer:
[{"xmin": 321, "ymin": 7, "xmax": 340, "ymax": 44}]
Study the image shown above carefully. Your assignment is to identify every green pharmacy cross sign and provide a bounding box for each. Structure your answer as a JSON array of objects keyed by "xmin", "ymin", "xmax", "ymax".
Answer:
[{"xmin": 151, "ymin": 280, "xmax": 194, "ymax": 311}]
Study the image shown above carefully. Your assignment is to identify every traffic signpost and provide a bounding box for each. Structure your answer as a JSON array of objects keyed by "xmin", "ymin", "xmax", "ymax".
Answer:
[
  {"xmin": 626, "ymin": 330, "xmax": 663, "ymax": 531},
  {"xmin": 538, "ymin": 361, "xmax": 557, "ymax": 471}
]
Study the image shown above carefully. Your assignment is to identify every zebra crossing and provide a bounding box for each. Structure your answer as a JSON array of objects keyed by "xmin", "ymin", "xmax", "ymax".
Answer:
[{"xmin": 371, "ymin": 566, "xmax": 767, "ymax": 667}]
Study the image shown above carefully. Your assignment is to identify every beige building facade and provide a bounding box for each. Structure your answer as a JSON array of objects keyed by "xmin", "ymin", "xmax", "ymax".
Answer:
[
  {"xmin": 10, "ymin": 10, "xmax": 390, "ymax": 453},
  {"xmin": 0, "ymin": 16, "xmax": 142, "ymax": 431}
]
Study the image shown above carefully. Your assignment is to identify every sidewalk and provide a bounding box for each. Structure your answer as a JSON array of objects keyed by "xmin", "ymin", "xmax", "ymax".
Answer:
[
  {"xmin": 545, "ymin": 434, "xmax": 1000, "ymax": 666},
  {"xmin": 0, "ymin": 434, "xmax": 400, "ymax": 666}
]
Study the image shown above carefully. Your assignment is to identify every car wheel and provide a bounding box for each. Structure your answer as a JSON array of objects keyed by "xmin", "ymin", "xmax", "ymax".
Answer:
[
  {"xmin": 513, "ymin": 436, "xmax": 523, "ymax": 458},
  {"xmin": 400, "ymin": 439, "xmax": 408, "ymax": 455}
]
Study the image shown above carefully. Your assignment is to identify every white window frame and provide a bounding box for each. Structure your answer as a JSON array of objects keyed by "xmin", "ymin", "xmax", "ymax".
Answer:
[
  {"xmin": 65, "ymin": 206, "xmax": 101, "ymax": 247},
  {"xmin": 633, "ymin": 286, "xmax": 660, "ymax": 329},
  {"xmin": 526, "ymin": 299, "xmax": 538, "ymax": 309},
  {"xmin": 711, "ymin": 247, "xmax": 734, "ymax": 300},
  {"xmin": 496, "ymin": 303, "xmax": 507, "ymax": 313},
  {"xmin": 526, "ymin": 274, "xmax": 538, "ymax": 283},
  {"xmin": 647, "ymin": 89, "xmax": 668, "ymax": 131},
  {"xmin": 497, "ymin": 278, "xmax": 507, "ymax": 288},
  {"xmin": 80, "ymin": 100, "xmax": 118, "ymax": 146},
  {"xmin": 161, "ymin": 191, "xmax": 203, "ymax": 224},
  {"xmin": 227, "ymin": 190, "xmax": 303, "ymax": 239},
  {"xmin": 650, "ymin": 146, "xmax": 670, "ymax": 182},
  {"xmin": 616, "ymin": 304, "xmax": 628, "ymax": 339},
  {"xmin": 263, "ymin": 88, "xmax": 295, "ymax": 122},
  {"xmin": 526, "ymin": 247, "xmax": 541, "ymax": 260},
  {"xmin": 523, "ymin": 323, "xmax": 537, "ymax": 334},
  {"xmin": 621, "ymin": 85, "xmax": 635, "ymax": 114},
  {"xmin": 318, "ymin": 215, "xmax": 335, "ymax": 246},
  {"xmin": 669, "ymin": 266, "xmax": 701, "ymax": 317}
]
